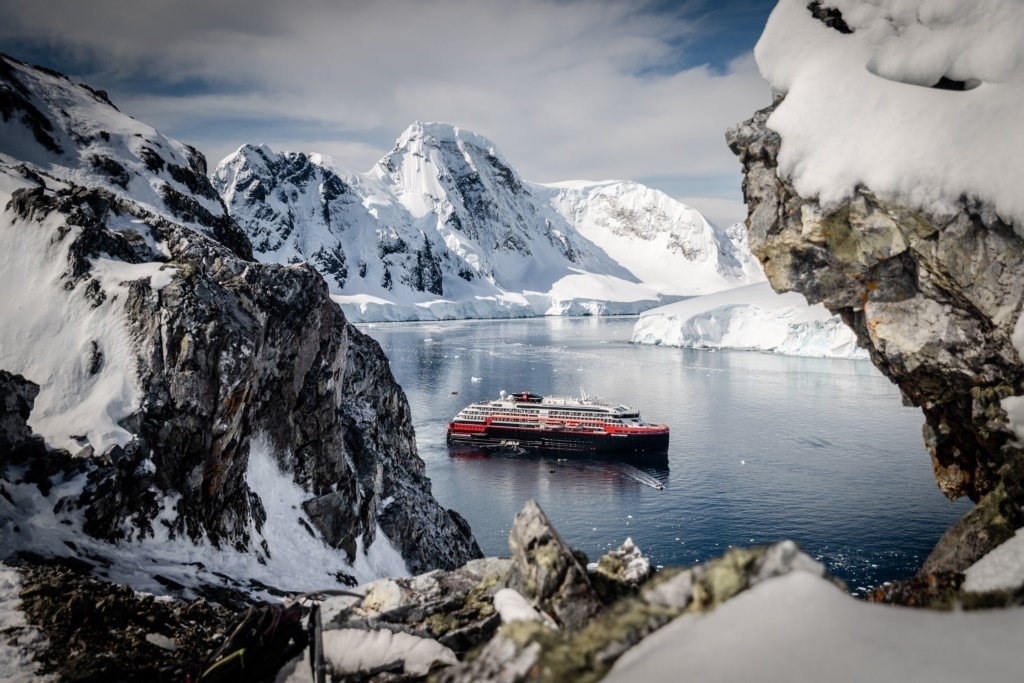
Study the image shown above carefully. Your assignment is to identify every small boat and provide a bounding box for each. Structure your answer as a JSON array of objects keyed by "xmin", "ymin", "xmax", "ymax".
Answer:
[{"xmin": 447, "ymin": 388, "xmax": 669, "ymax": 454}]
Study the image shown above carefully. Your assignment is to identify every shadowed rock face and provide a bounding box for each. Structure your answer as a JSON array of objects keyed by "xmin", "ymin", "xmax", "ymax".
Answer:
[
  {"xmin": 727, "ymin": 102, "xmax": 1024, "ymax": 572},
  {"xmin": 4, "ymin": 177, "xmax": 481, "ymax": 575},
  {"xmin": 0, "ymin": 371, "xmax": 39, "ymax": 468}
]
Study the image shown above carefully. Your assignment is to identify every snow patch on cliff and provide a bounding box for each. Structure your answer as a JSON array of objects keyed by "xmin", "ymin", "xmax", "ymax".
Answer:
[
  {"xmin": 631, "ymin": 282, "xmax": 867, "ymax": 359},
  {"xmin": 245, "ymin": 433, "xmax": 410, "ymax": 586},
  {"xmin": 0, "ymin": 172, "xmax": 143, "ymax": 454},
  {"xmin": 756, "ymin": 0, "xmax": 1024, "ymax": 227},
  {"xmin": 0, "ymin": 433, "xmax": 408, "ymax": 600}
]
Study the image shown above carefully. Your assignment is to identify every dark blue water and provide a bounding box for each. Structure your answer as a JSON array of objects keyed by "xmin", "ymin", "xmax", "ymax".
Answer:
[{"xmin": 362, "ymin": 316, "xmax": 972, "ymax": 594}]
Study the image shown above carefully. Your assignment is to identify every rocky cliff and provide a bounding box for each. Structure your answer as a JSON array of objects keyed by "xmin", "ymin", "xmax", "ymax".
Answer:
[
  {"xmin": 727, "ymin": 0, "xmax": 1024, "ymax": 574},
  {"xmin": 0, "ymin": 53, "xmax": 480, "ymax": 593}
]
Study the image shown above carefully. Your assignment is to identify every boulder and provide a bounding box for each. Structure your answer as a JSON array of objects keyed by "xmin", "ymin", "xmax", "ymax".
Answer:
[
  {"xmin": 320, "ymin": 557, "xmax": 510, "ymax": 655},
  {"xmin": 505, "ymin": 499, "xmax": 603, "ymax": 630},
  {"xmin": 590, "ymin": 537, "xmax": 652, "ymax": 603}
]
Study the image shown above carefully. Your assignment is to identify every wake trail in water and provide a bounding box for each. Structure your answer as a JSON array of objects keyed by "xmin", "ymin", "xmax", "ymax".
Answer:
[
  {"xmin": 613, "ymin": 464, "xmax": 665, "ymax": 489},
  {"xmin": 557, "ymin": 460, "xmax": 665, "ymax": 489}
]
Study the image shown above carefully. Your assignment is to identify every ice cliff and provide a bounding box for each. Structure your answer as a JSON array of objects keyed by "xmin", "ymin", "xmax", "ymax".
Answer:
[{"xmin": 0, "ymin": 53, "xmax": 481, "ymax": 595}]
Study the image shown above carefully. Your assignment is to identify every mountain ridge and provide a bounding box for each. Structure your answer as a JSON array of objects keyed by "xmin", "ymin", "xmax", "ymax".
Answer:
[{"xmin": 213, "ymin": 122, "xmax": 764, "ymax": 322}]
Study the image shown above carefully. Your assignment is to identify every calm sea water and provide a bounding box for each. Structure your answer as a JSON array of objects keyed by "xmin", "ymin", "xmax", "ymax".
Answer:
[{"xmin": 361, "ymin": 316, "xmax": 971, "ymax": 594}]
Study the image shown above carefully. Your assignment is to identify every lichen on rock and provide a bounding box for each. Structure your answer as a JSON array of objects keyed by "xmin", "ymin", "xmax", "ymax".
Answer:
[
  {"xmin": 439, "ymin": 500, "xmax": 829, "ymax": 683},
  {"xmin": 727, "ymin": 100, "xmax": 1024, "ymax": 573},
  {"xmin": 505, "ymin": 499, "xmax": 603, "ymax": 630}
]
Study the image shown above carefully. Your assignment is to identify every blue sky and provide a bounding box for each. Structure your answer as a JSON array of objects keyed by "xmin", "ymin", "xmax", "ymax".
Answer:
[{"xmin": 0, "ymin": 0, "xmax": 778, "ymax": 227}]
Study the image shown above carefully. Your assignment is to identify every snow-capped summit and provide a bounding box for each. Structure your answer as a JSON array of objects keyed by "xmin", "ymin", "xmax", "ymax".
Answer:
[
  {"xmin": 538, "ymin": 181, "xmax": 764, "ymax": 295},
  {"xmin": 214, "ymin": 123, "xmax": 764, "ymax": 321},
  {"xmin": 0, "ymin": 54, "xmax": 250, "ymax": 257}
]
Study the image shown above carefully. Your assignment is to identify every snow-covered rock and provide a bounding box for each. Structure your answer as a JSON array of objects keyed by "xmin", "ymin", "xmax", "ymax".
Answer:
[
  {"xmin": 213, "ymin": 123, "xmax": 762, "ymax": 322},
  {"xmin": 0, "ymin": 56, "xmax": 250, "ymax": 258},
  {"xmin": 756, "ymin": 0, "xmax": 1024, "ymax": 227},
  {"xmin": 492, "ymin": 589, "xmax": 555, "ymax": 627},
  {"xmin": 0, "ymin": 54, "xmax": 481, "ymax": 596},
  {"xmin": 631, "ymin": 282, "xmax": 867, "ymax": 359},
  {"xmin": 729, "ymin": 0, "xmax": 1024, "ymax": 574},
  {"xmin": 964, "ymin": 527, "xmax": 1024, "ymax": 594},
  {"xmin": 606, "ymin": 571, "xmax": 1024, "ymax": 683}
]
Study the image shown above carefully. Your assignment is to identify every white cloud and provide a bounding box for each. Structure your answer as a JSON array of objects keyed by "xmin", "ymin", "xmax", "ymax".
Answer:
[{"xmin": 0, "ymin": 0, "xmax": 770, "ymax": 198}]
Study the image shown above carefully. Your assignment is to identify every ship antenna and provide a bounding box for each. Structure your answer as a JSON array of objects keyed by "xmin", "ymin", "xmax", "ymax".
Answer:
[{"xmin": 580, "ymin": 386, "xmax": 589, "ymax": 402}]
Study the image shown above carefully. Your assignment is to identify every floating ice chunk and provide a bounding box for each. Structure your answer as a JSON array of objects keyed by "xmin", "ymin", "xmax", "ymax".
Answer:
[{"xmin": 471, "ymin": 376, "xmax": 482, "ymax": 382}]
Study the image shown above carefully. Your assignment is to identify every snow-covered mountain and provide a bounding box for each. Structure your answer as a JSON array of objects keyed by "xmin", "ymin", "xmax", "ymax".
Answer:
[
  {"xmin": 0, "ymin": 55, "xmax": 480, "ymax": 596},
  {"xmin": 213, "ymin": 123, "xmax": 763, "ymax": 322}
]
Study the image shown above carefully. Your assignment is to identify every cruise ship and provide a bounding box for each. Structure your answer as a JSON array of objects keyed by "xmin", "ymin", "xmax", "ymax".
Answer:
[{"xmin": 447, "ymin": 389, "xmax": 670, "ymax": 454}]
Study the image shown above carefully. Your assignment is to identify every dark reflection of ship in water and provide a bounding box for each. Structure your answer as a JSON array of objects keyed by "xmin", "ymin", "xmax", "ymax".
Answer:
[{"xmin": 448, "ymin": 444, "xmax": 669, "ymax": 489}]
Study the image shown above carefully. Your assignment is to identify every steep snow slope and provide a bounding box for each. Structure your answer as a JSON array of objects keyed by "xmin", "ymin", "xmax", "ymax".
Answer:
[
  {"xmin": 0, "ymin": 55, "xmax": 481, "ymax": 595},
  {"xmin": 540, "ymin": 181, "xmax": 763, "ymax": 295},
  {"xmin": 214, "ymin": 123, "xmax": 762, "ymax": 321}
]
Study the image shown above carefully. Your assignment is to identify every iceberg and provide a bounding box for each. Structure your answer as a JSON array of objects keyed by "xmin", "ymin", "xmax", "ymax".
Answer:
[{"xmin": 631, "ymin": 282, "xmax": 867, "ymax": 360}]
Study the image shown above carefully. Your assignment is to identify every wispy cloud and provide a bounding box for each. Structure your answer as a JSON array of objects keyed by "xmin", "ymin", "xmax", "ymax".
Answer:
[{"xmin": 0, "ymin": 0, "xmax": 770, "ymax": 201}]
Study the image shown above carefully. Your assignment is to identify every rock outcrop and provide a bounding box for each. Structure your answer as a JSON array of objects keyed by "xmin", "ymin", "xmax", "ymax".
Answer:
[
  {"xmin": 13, "ymin": 498, "xmax": 1022, "ymax": 682},
  {"xmin": 439, "ymin": 505, "xmax": 829, "ymax": 683},
  {"xmin": 727, "ymin": 101, "xmax": 1024, "ymax": 573},
  {"xmin": 0, "ymin": 53, "xmax": 481, "ymax": 588},
  {"xmin": 505, "ymin": 499, "xmax": 603, "ymax": 630},
  {"xmin": 0, "ymin": 371, "xmax": 42, "ymax": 469}
]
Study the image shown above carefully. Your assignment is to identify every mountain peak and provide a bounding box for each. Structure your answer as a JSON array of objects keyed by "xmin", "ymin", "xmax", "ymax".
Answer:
[{"xmin": 393, "ymin": 121, "xmax": 501, "ymax": 157}]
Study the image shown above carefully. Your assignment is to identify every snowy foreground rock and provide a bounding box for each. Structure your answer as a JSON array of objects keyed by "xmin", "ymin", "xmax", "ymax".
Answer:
[
  {"xmin": 731, "ymin": 0, "xmax": 1024, "ymax": 574},
  {"xmin": 0, "ymin": 54, "xmax": 480, "ymax": 598},
  {"xmin": 213, "ymin": 124, "xmax": 763, "ymax": 322},
  {"xmin": 11, "ymin": 499, "xmax": 1022, "ymax": 682}
]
